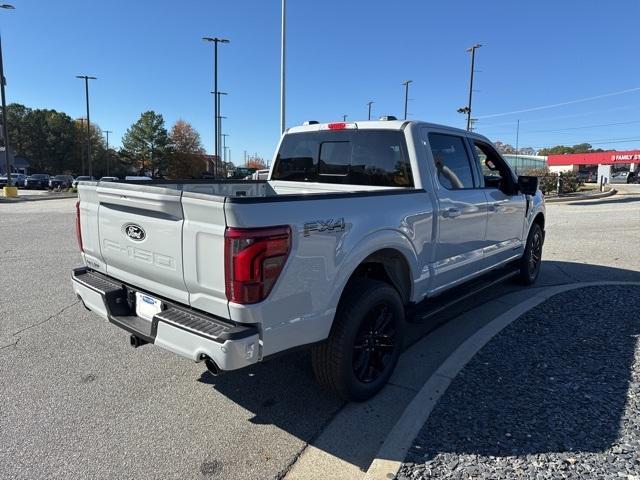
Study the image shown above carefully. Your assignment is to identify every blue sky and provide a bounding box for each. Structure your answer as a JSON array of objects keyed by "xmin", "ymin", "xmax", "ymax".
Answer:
[{"xmin": 3, "ymin": 0, "xmax": 640, "ymax": 161}]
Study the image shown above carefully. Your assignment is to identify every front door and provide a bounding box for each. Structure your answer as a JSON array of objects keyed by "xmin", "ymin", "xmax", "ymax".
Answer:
[
  {"xmin": 422, "ymin": 129, "xmax": 489, "ymax": 292},
  {"xmin": 471, "ymin": 140, "xmax": 527, "ymax": 266}
]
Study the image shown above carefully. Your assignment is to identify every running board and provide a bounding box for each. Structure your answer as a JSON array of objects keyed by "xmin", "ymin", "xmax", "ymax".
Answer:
[{"xmin": 409, "ymin": 267, "xmax": 519, "ymax": 323}]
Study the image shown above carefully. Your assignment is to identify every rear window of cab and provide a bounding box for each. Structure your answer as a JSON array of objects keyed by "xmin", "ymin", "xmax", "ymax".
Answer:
[{"xmin": 272, "ymin": 130, "xmax": 413, "ymax": 187}]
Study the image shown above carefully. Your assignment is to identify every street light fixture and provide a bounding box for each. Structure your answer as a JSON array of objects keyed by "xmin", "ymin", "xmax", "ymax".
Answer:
[
  {"xmin": 203, "ymin": 36, "xmax": 229, "ymax": 171},
  {"xmin": 402, "ymin": 80, "xmax": 412, "ymax": 120},
  {"xmin": 76, "ymin": 75, "xmax": 97, "ymax": 176},
  {"xmin": 0, "ymin": 3, "xmax": 14, "ymax": 192},
  {"xmin": 464, "ymin": 43, "xmax": 482, "ymax": 131}
]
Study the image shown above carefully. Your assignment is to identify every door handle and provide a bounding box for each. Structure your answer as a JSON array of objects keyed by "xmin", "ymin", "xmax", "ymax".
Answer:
[{"xmin": 443, "ymin": 207, "xmax": 461, "ymax": 218}]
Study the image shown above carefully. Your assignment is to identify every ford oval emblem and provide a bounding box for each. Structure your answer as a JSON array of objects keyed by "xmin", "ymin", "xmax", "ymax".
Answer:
[{"xmin": 124, "ymin": 223, "xmax": 146, "ymax": 241}]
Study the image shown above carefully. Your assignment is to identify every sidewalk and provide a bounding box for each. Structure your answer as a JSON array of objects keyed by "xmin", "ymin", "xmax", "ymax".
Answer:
[
  {"xmin": 395, "ymin": 284, "xmax": 640, "ymax": 480},
  {"xmin": 0, "ymin": 191, "xmax": 77, "ymax": 203}
]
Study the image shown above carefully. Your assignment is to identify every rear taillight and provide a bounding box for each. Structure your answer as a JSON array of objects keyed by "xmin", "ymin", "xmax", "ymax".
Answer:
[
  {"xmin": 224, "ymin": 226, "xmax": 291, "ymax": 304},
  {"xmin": 75, "ymin": 200, "xmax": 83, "ymax": 252}
]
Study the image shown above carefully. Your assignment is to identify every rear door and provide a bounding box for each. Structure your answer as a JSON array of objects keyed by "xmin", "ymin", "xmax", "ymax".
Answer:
[
  {"xmin": 422, "ymin": 129, "xmax": 489, "ymax": 292},
  {"xmin": 96, "ymin": 183, "xmax": 190, "ymax": 304}
]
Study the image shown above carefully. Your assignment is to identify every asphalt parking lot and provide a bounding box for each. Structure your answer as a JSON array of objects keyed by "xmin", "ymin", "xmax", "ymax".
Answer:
[{"xmin": 1, "ymin": 193, "xmax": 639, "ymax": 480}]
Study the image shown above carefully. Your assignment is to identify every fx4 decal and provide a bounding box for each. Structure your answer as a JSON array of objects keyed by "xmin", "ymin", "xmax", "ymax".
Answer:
[{"xmin": 303, "ymin": 218, "xmax": 345, "ymax": 236}]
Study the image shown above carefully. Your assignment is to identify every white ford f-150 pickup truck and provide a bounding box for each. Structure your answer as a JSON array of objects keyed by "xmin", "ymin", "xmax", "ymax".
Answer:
[{"xmin": 72, "ymin": 119, "xmax": 545, "ymax": 401}]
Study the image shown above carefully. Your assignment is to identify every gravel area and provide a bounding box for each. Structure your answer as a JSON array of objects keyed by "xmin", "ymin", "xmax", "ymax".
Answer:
[{"xmin": 398, "ymin": 285, "xmax": 640, "ymax": 480}]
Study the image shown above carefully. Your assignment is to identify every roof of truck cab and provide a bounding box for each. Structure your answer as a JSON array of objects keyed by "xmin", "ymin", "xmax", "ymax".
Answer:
[{"xmin": 286, "ymin": 120, "xmax": 487, "ymax": 139}]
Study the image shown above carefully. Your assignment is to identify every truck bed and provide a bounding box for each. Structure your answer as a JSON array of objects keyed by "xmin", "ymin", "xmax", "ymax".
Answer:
[{"xmin": 85, "ymin": 179, "xmax": 412, "ymax": 202}]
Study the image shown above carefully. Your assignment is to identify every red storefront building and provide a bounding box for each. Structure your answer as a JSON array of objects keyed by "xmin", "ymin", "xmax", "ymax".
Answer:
[
  {"xmin": 546, "ymin": 149, "xmax": 640, "ymax": 183},
  {"xmin": 547, "ymin": 150, "xmax": 640, "ymax": 173}
]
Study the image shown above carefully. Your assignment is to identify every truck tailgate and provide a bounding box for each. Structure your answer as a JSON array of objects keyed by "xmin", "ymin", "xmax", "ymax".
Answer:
[{"xmin": 96, "ymin": 185, "xmax": 190, "ymax": 304}]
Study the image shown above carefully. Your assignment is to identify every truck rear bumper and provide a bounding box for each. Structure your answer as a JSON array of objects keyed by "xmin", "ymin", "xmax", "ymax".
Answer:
[{"xmin": 71, "ymin": 267, "xmax": 260, "ymax": 371}]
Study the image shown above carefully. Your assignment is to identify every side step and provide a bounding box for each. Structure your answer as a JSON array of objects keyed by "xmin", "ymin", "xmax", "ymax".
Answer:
[{"xmin": 409, "ymin": 267, "xmax": 519, "ymax": 323}]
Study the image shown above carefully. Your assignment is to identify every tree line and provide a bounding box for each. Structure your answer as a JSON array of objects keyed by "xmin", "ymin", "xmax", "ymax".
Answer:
[{"xmin": 4, "ymin": 103, "xmax": 231, "ymax": 178}]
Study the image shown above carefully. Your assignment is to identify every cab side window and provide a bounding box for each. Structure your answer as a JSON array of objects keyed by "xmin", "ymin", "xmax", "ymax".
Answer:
[
  {"xmin": 473, "ymin": 141, "xmax": 517, "ymax": 194},
  {"xmin": 428, "ymin": 133, "xmax": 475, "ymax": 190}
]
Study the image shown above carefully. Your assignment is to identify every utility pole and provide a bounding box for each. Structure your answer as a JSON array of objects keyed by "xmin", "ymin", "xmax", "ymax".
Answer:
[
  {"xmin": 367, "ymin": 101, "xmax": 374, "ymax": 121},
  {"xmin": 244, "ymin": 150, "xmax": 247, "ymax": 165},
  {"xmin": 103, "ymin": 129, "xmax": 112, "ymax": 176},
  {"xmin": 76, "ymin": 75, "xmax": 97, "ymax": 177},
  {"xmin": 465, "ymin": 44, "xmax": 482, "ymax": 131},
  {"xmin": 280, "ymin": 0, "xmax": 286, "ymax": 133},
  {"xmin": 222, "ymin": 134, "xmax": 229, "ymax": 163},
  {"xmin": 203, "ymin": 36, "xmax": 229, "ymax": 174},
  {"xmin": 0, "ymin": 3, "xmax": 13, "ymax": 191},
  {"xmin": 515, "ymin": 119, "xmax": 520, "ymax": 174},
  {"xmin": 402, "ymin": 80, "xmax": 412, "ymax": 120}
]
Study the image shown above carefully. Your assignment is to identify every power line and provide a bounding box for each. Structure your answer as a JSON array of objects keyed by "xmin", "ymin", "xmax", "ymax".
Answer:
[
  {"xmin": 479, "ymin": 105, "xmax": 640, "ymax": 129},
  {"xmin": 477, "ymin": 87, "xmax": 640, "ymax": 119},
  {"xmin": 531, "ymin": 136, "xmax": 640, "ymax": 149},
  {"xmin": 486, "ymin": 119, "xmax": 640, "ymax": 137}
]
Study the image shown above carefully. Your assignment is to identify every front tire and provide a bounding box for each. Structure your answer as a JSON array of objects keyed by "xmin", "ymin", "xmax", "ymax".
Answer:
[
  {"xmin": 311, "ymin": 278, "xmax": 405, "ymax": 402},
  {"xmin": 516, "ymin": 223, "xmax": 544, "ymax": 285}
]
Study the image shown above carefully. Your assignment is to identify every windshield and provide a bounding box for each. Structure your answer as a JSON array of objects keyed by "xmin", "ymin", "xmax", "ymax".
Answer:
[
  {"xmin": 53, "ymin": 175, "xmax": 68, "ymax": 180},
  {"xmin": 30, "ymin": 174, "xmax": 48, "ymax": 179},
  {"xmin": 272, "ymin": 130, "xmax": 413, "ymax": 187}
]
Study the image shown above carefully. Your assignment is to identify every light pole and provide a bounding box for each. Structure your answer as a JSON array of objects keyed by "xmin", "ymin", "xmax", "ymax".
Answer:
[
  {"xmin": 280, "ymin": 0, "xmax": 286, "ymax": 133},
  {"xmin": 103, "ymin": 130, "xmax": 112, "ymax": 176},
  {"xmin": 0, "ymin": 3, "xmax": 14, "ymax": 190},
  {"xmin": 465, "ymin": 44, "xmax": 481, "ymax": 131},
  {"xmin": 76, "ymin": 75, "xmax": 97, "ymax": 177},
  {"xmin": 367, "ymin": 101, "xmax": 374, "ymax": 121},
  {"xmin": 402, "ymin": 80, "xmax": 412, "ymax": 120},
  {"xmin": 211, "ymin": 90, "xmax": 228, "ymax": 177},
  {"xmin": 203, "ymin": 36, "xmax": 229, "ymax": 168},
  {"xmin": 342, "ymin": 114, "xmax": 347, "ymax": 122}
]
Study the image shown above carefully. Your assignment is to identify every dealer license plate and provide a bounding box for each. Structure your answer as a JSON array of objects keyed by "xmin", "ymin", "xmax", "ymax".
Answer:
[{"xmin": 135, "ymin": 292, "xmax": 163, "ymax": 321}]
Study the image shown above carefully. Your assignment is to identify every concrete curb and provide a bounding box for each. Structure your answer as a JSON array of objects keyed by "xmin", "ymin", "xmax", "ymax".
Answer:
[
  {"xmin": 364, "ymin": 280, "xmax": 640, "ymax": 480},
  {"xmin": 0, "ymin": 193, "xmax": 77, "ymax": 203},
  {"xmin": 544, "ymin": 188, "xmax": 616, "ymax": 203}
]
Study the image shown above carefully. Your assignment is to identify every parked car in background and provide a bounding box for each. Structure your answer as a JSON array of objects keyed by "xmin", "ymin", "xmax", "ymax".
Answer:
[
  {"xmin": 249, "ymin": 169, "xmax": 270, "ymax": 180},
  {"xmin": 577, "ymin": 170, "xmax": 598, "ymax": 183},
  {"xmin": 0, "ymin": 173, "xmax": 27, "ymax": 188},
  {"xmin": 49, "ymin": 175, "xmax": 74, "ymax": 190},
  {"xmin": 73, "ymin": 176, "xmax": 95, "ymax": 188},
  {"xmin": 24, "ymin": 174, "xmax": 51, "ymax": 189},
  {"xmin": 229, "ymin": 167, "xmax": 256, "ymax": 179},
  {"xmin": 124, "ymin": 176, "xmax": 152, "ymax": 181},
  {"xmin": 99, "ymin": 176, "xmax": 120, "ymax": 182},
  {"xmin": 610, "ymin": 171, "xmax": 636, "ymax": 184}
]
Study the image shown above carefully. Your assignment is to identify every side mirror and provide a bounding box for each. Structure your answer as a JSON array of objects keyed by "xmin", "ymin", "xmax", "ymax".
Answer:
[{"xmin": 518, "ymin": 175, "xmax": 539, "ymax": 195}]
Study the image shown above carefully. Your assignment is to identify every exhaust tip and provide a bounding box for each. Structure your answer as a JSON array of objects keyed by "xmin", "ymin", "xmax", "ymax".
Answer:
[{"xmin": 204, "ymin": 357, "xmax": 221, "ymax": 376}]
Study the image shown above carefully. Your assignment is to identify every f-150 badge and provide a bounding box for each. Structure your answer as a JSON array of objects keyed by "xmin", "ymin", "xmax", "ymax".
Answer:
[{"xmin": 303, "ymin": 218, "xmax": 345, "ymax": 236}]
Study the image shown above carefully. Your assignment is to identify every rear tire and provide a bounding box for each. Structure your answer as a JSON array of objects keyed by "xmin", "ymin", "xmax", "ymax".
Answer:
[
  {"xmin": 311, "ymin": 278, "xmax": 405, "ymax": 402},
  {"xmin": 516, "ymin": 223, "xmax": 544, "ymax": 285}
]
